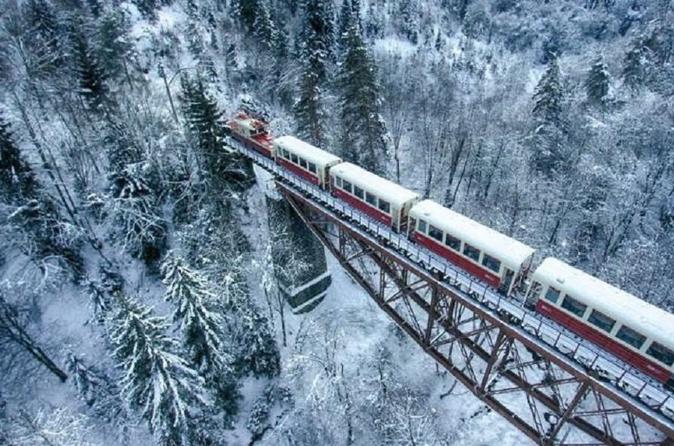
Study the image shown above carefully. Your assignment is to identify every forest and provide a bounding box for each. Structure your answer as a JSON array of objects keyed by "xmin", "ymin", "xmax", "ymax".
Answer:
[{"xmin": 0, "ymin": 0, "xmax": 672, "ymax": 445}]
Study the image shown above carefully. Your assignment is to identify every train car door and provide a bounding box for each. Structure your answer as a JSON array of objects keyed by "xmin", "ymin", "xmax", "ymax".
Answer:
[{"xmin": 499, "ymin": 268, "xmax": 515, "ymax": 295}]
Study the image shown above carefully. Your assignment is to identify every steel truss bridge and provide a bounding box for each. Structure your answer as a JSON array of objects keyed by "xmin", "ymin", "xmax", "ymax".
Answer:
[{"xmin": 227, "ymin": 137, "xmax": 674, "ymax": 445}]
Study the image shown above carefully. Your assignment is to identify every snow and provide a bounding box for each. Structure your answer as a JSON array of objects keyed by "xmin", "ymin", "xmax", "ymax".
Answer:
[
  {"xmin": 330, "ymin": 162, "xmax": 420, "ymax": 208},
  {"xmin": 410, "ymin": 199, "xmax": 536, "ymax": 272},
  {"xmin": 273, "ymin": 136, "xmax": 342, "ymax": 168},
  {"xmin": 532, "ymin": 257, "xmax": 674, "ymax": 354}
]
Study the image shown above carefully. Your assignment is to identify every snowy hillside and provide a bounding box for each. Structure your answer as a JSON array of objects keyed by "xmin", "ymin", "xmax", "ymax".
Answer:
[{"xmin": 1, "ymin": 0, "xmax": 672, "ymax": 445}]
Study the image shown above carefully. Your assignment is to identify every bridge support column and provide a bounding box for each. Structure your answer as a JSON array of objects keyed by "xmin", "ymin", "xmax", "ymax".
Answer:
[{"xmin": 260, "ymin": 173, "xmax": 332, "ymax": 314}]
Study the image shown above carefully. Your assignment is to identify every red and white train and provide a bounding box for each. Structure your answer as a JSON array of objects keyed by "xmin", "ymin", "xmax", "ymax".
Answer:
[{"xmin": 226, "ymin": 111, "xmax": 674, "ymax": 390}]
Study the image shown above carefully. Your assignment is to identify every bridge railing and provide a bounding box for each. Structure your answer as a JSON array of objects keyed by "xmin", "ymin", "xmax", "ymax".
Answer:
[{"xmin": 228, "ymin": 137, "xmax": 674, "ymax": 423}]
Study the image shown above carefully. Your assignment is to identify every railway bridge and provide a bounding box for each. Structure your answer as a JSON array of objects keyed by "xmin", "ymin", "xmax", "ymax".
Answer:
[{"xmin": 226, "ymin": 136, "xmax": 674, "ymax": 446}]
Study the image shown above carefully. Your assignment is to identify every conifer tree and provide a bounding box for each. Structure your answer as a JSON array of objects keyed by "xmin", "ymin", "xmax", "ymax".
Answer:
[
  {"xmin": 530, "ymin": 56, "xmax": 567, "ymax": 177},
  {"xmin": 0, "ymin": 113, "xmax": 37, "ymax": 204},
  {"xmin": 180, "ymin": 76, "xmax": 255, "ymax": 196},
  {"xmin": 22, "ymin": 0, "xmax": 62, "ymax": 75},
  {"xmin": 161, "ymin": 254, "xmax": 240, "ymax": 422},
  {"xmin": 70, "ymin": 23, "xmax": 110, "ymax": 111},
  {"xmin": 235, "ymin": 0, "xmax": 259, "ymax": 32},
  {"xmin": 532, "ymin": 57, "xmax": 563, "ymax": 126},
  {"xmin": 623, "ymin": 38, "xmax": 647, "ymax": 89},
  {"xmin": 1, "ymin": 115, "xmax": 83, "ymax": 277},
  {"xmin": 110, "ymin": 296, "xmax": 205, "ymax": 446},
  {"xmin": 234, "ymin": 308, "xmax": 280, "ymax": 378},
  {"xmin": 293, "ymin": 0, "xmax": 334, "ymax": 146},
  {"xmin": 337, "ymin": 19, "xmax": 388, "ymax": 174},
  {"xmin": 337, "ymin": 0, "xmax": 353, "ymax": 51},
  {"xmin": 253, "ymin": 1, "xmax": 277, "ymax": 53},
  {"xmin": 96, "ymin": 9, "xmax": 133, "ymax": 81},
  {"xmin": 585, "ymin": 58, "xmax": 609, "ymax": 106},
  {"xmin": 161, "ymin": 254, "xmax": 230, "ymax": 374}
]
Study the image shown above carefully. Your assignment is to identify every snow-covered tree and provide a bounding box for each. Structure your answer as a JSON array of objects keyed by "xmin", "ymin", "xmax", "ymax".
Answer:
[
  {"xmin": 234, "ymin": 308, "xmax": 280, "ymax": 378},
  {"xmin": 108, "ymin": 164, "xmax": 166, "ymax": 264},
  {"xmin": 69, "ymin": 19, "xmax": 111, "ymax": 112},
  {"xmin": 109, "ymin": 295, "xmax": 205, "ymax": 446},
  {"xmin": 180, "ymin": 75, "xmax": 255, "ymax": 197},
  {"xmin": 161, "ymin": 253, "xmax": 230, "ymax": 374},
  {"xmin": 585, "ymin": 58, "xmax": 609, "ymax": 106},
  {"xmin": 253, "ymin": 1, "xmax": 277, "ymax": 53},
  {"xmin": 530, "ymin": 56, "xmax": 568, "ymax": 177},
  {"xmin": 622, "ymin": 37, "xmax": 648, "ymax": 90},
  {"xmin": 0, "ymin": 113, "xmax": 37, "ymax": 204},
  {"xmin": 337, "ymin": 17, "xmax": 388, "ymax": 174},
  {"xmin": 4, "ymin": 407, "xmax": 97, "ymax": 446},
  {"xmin": 294, "ymin": 0, "xmax": 334, "ymax": 146}
]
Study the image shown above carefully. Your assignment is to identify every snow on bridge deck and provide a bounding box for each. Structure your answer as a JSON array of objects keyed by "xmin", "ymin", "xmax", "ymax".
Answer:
[{"xmin": 225, "ymin": 135, "xmax": 674, "ymax": 435}]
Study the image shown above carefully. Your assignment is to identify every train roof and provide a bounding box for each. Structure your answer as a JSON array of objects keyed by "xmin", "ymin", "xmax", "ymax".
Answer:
[
  {"xmin": 231, "ymin": 113, "xmax": 266, "ymax": 132},
  {"xmin": 533, "ymin": 258, "xmax": 674, "ymax": 349},
  {"xmin": 273, "ymin": 136, "xmax": 342, "ymax": 167},
  {"xmin": 409, "ymin": 200, "xmax": 535, "ymax": 271},
  {"xmin": 330, "ymin": 162, "xmax": 420, "ymax": 207}
]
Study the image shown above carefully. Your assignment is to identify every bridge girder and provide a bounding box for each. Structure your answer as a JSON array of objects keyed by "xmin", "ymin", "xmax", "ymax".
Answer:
[{"xmin": 277, "ymin": 182, "xmax": 674, "ymax": 446}]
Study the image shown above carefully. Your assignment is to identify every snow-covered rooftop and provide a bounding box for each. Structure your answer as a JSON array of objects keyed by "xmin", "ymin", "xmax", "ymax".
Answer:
[
  {"xmin": 409, "ymin": 199, "xmax": 535, "ymax": 271},
  {"xmin": 533, "ymin": 258, "xmax": 674, "ymax": 350},
  {"xmin": 330, "ymin": 162, "xmax": 420, "ymax": 207},
  {"xmin": 274, "ymin": 136, "xmax": 342, "ymax": 167}
]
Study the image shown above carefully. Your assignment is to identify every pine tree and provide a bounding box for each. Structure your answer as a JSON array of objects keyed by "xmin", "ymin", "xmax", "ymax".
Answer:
[
  {"xmin": 399, "ymin": 1, "xmax": 419, "ymax": 44},
  {"xmin": 585, "ymin": 58, "xmax": 609, "ymax": 106},
  {"xmin": 161, "ymin": 254, "xmax": 230, "ymax": 374},
  {"xmin": 0, "ymin": 113, "xmax": 37, "ymax": 204},
  {"xmin": 70, "ymin": 23, "xmax": 110, "ymax": 111},
  {"xmin": 337, "ymin": 20, "xmax": 388, "ymax": 174},
  {"xmin": 96, "ymin": 9, "xmax": 133, "ymax": 80},
  {"xmin": 532, "ymin": 57, "xmax": 563, "ymax": 126},
  {"xmin": 234, "ymin": 308, "xmax": 280, "ymax": 378},
  {"xmin": 253, "ymin": 1, "xmax": 277, "ymax": 53},
  {"xmin": 161, "ymin": 254, "xmax": 240, "ymax": 422},
  {"xmin": 623, "ymin": 38, "xmax": 647, "ymax": 90},
  {"xmin": 22, "ymin": 0, "xmax": 63, "ymax": 75},
  {"xmin": 179, "ymin": 76, "xmax": 255, "ymax": 195},
  {"xmin": 337, "ymin": 0, "xmax": 352, "ymax": 52},
  {"xmin": 235, "ymin": 0, "xmax": 259, "ymax": 32},
  {"xmin": 110, "ymin": 296, "xmax": 205, "ymax": 446},
  {"xmin": 530, "ymin": 56, "xmax": 567, "ymax": 177},
  {"xmin": 293, "ymin": 0, "xmax": 335, "ymax": 146}
]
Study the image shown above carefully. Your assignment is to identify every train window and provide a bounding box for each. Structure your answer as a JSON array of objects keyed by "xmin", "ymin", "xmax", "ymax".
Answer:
[
  {"xmin": 544, "ymin": 287, "xmax": 560, "ymax": 304},
  {"xmin": 646, "ymin": 342, "xmax": 674, "ymax": 366},
  {"xmin": 428, "ymin": 225, "xmax": 443, "ymax": 242},
  {"xmin": 444, "ymin": 234, "xmax": 461, "ymax": 251},
  {"xmin": 561, "ymin": 295, "xmax": 587, "ymax": 318},
  {"xmin": 588, "ymin": 310, "xmax": 616, "ymax": 333},
  {"xmin": 378, "ymin": 199, "xmax": 390, "ymax": 214},
  {"xmin": 335, "ymin": 177, "xmax": 342, "ymax": 188},
  {"xmin": 299, "ymin": 158, "xmax": 308, "ymax": 169},
  {"xmin": 481, "ymin": 254, "xmax": 501, "ymax": 273},
  {"xmin": 283, "ymin": 149, "xmax": 290, "ymax": 159},
  {"xmin": 463, "ymin": 244, "xmax": 480, "ymax": 262},
  {"xmin": 418, "ymin": 220, "xmax": 427, "ymax": 233},
  {"xmin": 354, "ymin": 186, "xmax": 364, "ymax": 200},
  {"xmin": 342, "ymin": 180, "xmax": 352, "ymax": 193},
  {"xmin": 291, "ymin": 153, "xmax": 299, "ymax": 164},
  {"xmin": 308, "ymin": 162, "xmax": 317, "ymax": 174},
  {"xmin": 616, "ymin": 325, "xmax": 646, "ymax": 349},
  {"xmin": 365, "ymin": 192, "xmax": 377, "ymax": 207}
]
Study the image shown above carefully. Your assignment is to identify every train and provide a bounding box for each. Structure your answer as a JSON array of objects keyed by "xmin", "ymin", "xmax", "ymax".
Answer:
[{"xmin": 225, "ymin": 111, "xmax": 674, "ymax": 390}]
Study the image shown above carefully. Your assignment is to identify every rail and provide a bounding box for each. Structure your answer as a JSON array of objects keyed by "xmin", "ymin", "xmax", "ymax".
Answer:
[{"xmin": 226, "ymin": 137, "xmax": 674, "ymax": 434}]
